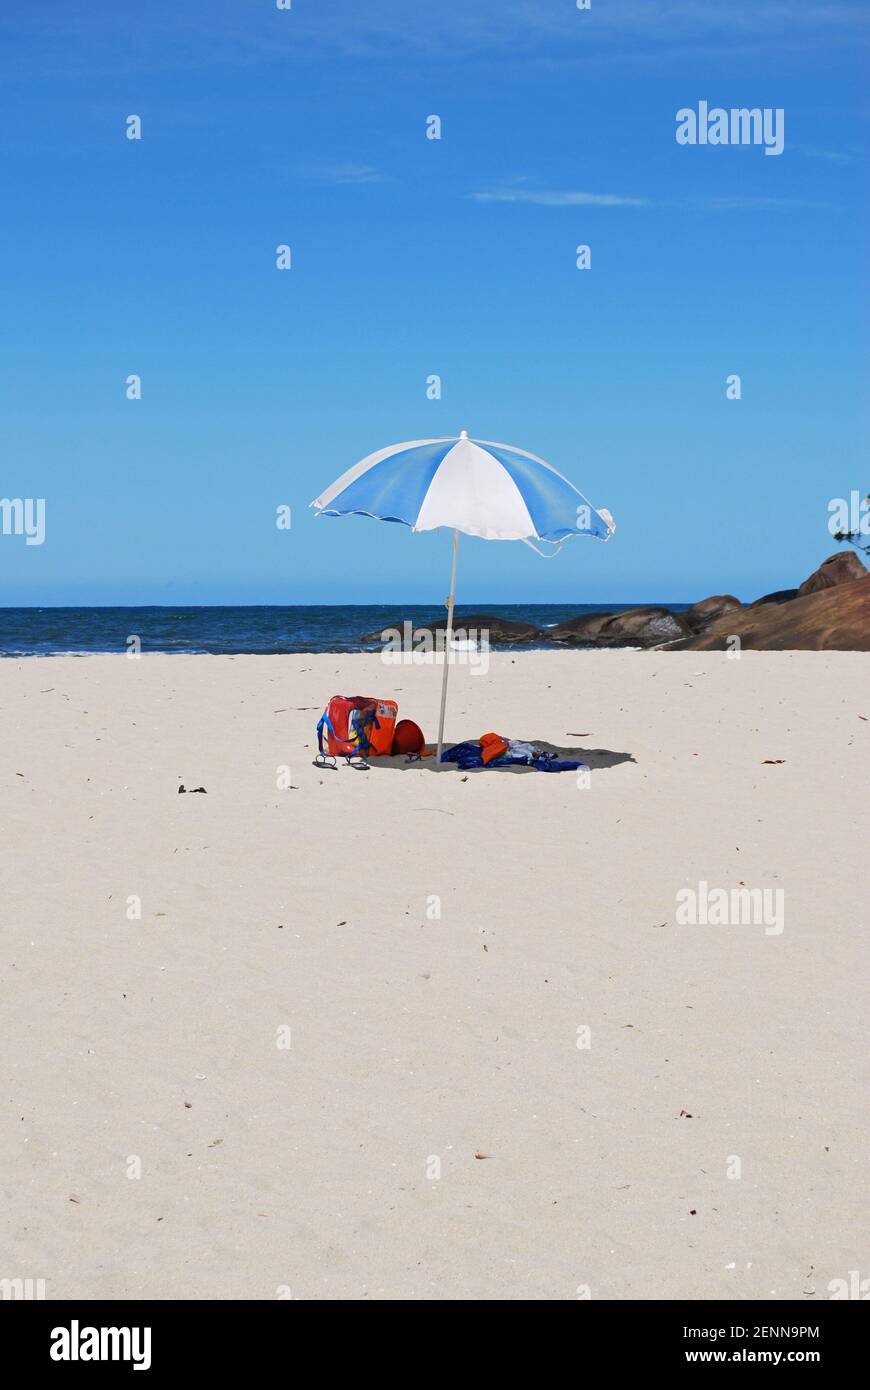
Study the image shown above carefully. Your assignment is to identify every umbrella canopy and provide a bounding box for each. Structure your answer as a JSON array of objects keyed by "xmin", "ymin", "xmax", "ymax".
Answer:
[
  {"xmin": 311, "ymin": 431, "xmax": 614, "ymax": 763},
  {"xmin": 311, "ymin": 431, "xmax": 614, "ymax": 545}
]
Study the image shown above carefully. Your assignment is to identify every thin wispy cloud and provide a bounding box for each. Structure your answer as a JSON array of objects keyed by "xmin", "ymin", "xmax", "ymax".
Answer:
[
  {"xmin": 469, "ymin": 184, "xmax": 830, "ymax": 213},
  {"xmin": 300, "ymin": 163, "xmax": 388, "ymax": 186},
  {"xmin": 799, "ymin": 147, "xmax": 857, "ymax": 163},
  {"xmin": 470, "ymin": 188, "xmax": 649, "ymax": 208},
  {"xmin": 694, "ymin": 195, "xmax": 827, "ymax": 210}
]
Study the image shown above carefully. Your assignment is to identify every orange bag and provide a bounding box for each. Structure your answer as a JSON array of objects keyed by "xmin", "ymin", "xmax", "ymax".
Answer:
[{"xmin": 367, "ymin": 700, "xmax": 399, "ymax": 756}]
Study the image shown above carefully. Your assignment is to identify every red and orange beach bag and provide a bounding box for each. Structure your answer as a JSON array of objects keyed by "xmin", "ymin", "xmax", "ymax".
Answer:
[{"xmin": 316, "ymin": 695, "xmax": 398, "ymax": 761}]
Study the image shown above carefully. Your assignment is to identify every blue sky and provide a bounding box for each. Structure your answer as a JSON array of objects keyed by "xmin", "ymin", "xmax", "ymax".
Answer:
[{"xmin": 0, "ymin": 0, "xmax": 867, "ymax": 605}]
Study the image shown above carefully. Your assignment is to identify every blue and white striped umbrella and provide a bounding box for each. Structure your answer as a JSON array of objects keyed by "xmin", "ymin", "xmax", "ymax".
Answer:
[
  {"xmin": 311, "ymin": 430, "xmax": 614, "ymax": 547},
  {"xmin": 311, "ymin": 431, "xmax": 615, "ymax": 761}
]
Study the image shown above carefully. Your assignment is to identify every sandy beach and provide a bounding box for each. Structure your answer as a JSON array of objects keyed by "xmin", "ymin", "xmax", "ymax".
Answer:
[{"xmin": 1, "ymin": 650, "xmax": 867, "ymax": 1301}]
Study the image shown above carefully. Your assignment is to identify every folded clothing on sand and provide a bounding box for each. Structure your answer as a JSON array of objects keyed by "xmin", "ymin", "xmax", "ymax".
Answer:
[
  {"xmin": 480, "ymin": 731, "xmax": 509, "ymax": 764},
  {"xmin": 441, "ymin": 735, "xmax": 584, "ymax": 773}
]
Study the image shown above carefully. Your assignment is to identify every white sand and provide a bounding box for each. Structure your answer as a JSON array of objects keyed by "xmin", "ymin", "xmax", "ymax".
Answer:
[{"xmin": 1, "ymin": 651, "xmax": 866, "ymax": 1301}]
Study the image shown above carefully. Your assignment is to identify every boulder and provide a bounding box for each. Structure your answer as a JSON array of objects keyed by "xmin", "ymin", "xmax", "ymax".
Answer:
[
  {"xmin": 359, "ymin": 613, "xmax": 543, "ymax": 645},
  {"xmin": 597, "ymin": 606, "xmax": 693, "ymax": 646},
  {"xmin": 549, "ymin": 612, "xmax": 612, "ymax": 644},
  {"xmin": 676, "ymin": 574, "xmax": 870, "ymax": 651},
  {"xmin": 749, "ymin": 588, "xmax": 799, "ymax": 608},
  {"xmin": 553, "ymin": 606, "xmax": 692, "ymax": 647},
  {"xmin": 797, "ymin": 550, "xmax": 869, "ymax": 595},
  {"xmin": 686, "ymin": 594, "xmax": 742, "ymax": 632}
]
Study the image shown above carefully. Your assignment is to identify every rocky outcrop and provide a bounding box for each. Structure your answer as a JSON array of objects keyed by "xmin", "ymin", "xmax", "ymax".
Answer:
[
  {"xmin": 549, "ymin": 612, "xmax": 612, "ymax": 643},
  {"xmin": 677, "ymin": 574, "xmax": 870, "ymax": 651},
  {"xmin": 599, "ymin": 607, "xmax": 692, "ymax": 645},
  {"xmin": 360, "ymin": 554, "xmax": 870, "ymax": 652},
  {"xmin": 748, "ymin": 554, "xmax": 867, "ymax": 610},
  {"xmin": 749, "ymin": 588, "xmax": 799, "ymax": 608},
  {"xmin": 552, "ymin": 607, "xmax": 691, "ymax": 647},
  {"xmin": 686, "ymin": 595, "xmax": 742, "ymax": 631},
  {"xmin": 359, "ymin": 614, "xmax": 543, "ymax": 644},
  {"xmin": 797, "ymin": 550, "xmax": 868, "ymax": 595}
]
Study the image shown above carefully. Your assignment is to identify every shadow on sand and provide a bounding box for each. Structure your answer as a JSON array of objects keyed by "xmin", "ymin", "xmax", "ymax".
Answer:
[{"xmin": 354, "ymin": 738, "xmax": 635, "ymax": 774}]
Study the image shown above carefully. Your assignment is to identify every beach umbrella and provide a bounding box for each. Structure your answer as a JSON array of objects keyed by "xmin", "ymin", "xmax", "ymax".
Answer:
[{"xmin": 311, "ymin": 431, "xmax": 615, "ymax": 762}]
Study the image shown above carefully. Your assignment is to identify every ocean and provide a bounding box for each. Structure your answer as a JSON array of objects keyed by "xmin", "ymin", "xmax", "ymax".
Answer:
[{"xmin": 0, "ymin": 604, "xmax": 690, "ymax": 656}]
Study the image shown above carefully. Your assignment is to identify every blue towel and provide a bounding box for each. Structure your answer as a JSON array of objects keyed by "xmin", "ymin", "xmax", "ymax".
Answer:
[
  {"xmin": 440, "ymin": 741, "xmax": 485, "ymax": 769},
  {"xmin": 533, "ymin": 755, "xmax": 584, "ymax": 773},
  {"xmin": 440, "ymin": 743, "xmax": 585, "ymax": 774}
]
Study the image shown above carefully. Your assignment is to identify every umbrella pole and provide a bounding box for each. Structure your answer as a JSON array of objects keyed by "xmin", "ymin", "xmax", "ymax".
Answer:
[{"xmin": 436, "ymin": 529, "xmax": 459, "ymax": 766}]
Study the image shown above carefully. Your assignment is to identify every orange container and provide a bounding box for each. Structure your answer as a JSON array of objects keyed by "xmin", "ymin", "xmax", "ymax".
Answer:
[{"xmin": 368, "ymin": 699, "xmax": 399, "ymax": 756}]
